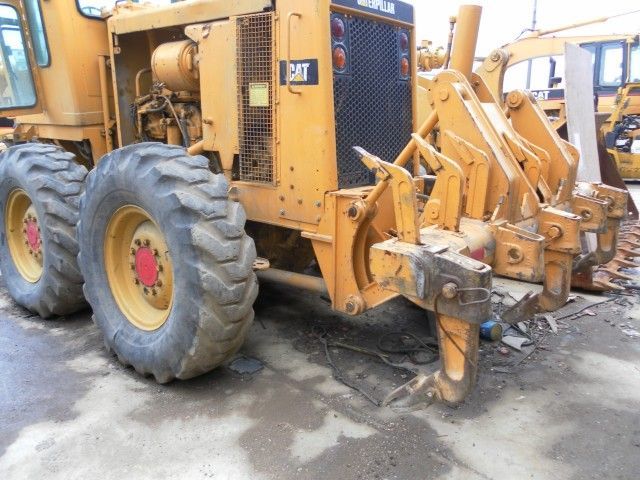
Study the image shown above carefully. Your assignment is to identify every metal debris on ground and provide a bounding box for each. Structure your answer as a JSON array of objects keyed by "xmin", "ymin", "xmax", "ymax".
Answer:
[
  {"xmin": 501, "ymin": 336, "xmax": 530, "ymax": 352},
  {"xmin": 312, "ymin": 327, "xmax": 439, "ymax": 408},
  {"xmin": 228, "ymin": 356, "xmax": 264, "ymax": 375},
  {"xmin": 545, "ymin": 314, "xmax": 559, "ymax": 334}
]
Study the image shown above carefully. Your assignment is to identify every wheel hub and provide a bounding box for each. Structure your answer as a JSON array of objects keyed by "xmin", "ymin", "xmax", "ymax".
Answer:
[
  {"xmin": 104, "ymin": 205, "xmax": 174, "ymax": 331},
  {"xmin": 6, "ymin": 189, "xmax": 43, "ymax": 283},
  {"xmin": 134, "ymin": 246, "xmax": 158, "ymax": 287},
  {"xmin": 24, "ymin": 215, "xmax": 41, "ymax": 254}
]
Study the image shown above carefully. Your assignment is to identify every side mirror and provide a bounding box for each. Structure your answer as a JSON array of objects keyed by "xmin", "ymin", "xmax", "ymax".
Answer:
[{"xmin": 548, "ymin": 76, "xmax": 563, "ymax": 88}]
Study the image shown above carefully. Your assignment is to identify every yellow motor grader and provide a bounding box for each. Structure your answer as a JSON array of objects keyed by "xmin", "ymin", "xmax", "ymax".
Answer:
[{"xmin": 0, "ymin": 0, "xmax": 628, "ymax": 404}]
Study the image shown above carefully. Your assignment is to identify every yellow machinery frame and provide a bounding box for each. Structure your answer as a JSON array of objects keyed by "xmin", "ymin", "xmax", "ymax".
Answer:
[{"xmin": 0, "ymin": 0, "xmax": 630, "ymax": 404}]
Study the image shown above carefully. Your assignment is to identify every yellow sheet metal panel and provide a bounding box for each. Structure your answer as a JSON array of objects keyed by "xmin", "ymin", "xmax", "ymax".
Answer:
[
  {"xmin": 108, "ymin": 0, "xmax": 273, "ymax": 35},
  {"xmin": 186, "ymin": 21, "xmax": 239, "ymax": 167}
]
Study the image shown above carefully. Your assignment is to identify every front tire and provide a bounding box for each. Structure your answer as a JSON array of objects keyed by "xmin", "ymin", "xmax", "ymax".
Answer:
[
  {"xmin": 78, "ymin": 143, "xmax": 258, "ymax": 382},
  {"xmin": 0, "ymin": 143, "xmax": 87, "ymax": 317}
]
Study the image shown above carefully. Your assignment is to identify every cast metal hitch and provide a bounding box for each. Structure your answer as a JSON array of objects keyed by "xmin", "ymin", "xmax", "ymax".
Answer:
[{"xmin": 370, "ymin": 237, "xmax": 492, "ymax": 405}]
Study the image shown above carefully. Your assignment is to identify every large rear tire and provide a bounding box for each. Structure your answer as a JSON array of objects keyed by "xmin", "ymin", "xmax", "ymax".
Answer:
[
  {"xmin": 0, "ymin": 143, "xmax": 87, "ymax": 317},
  {"xmin": 77, "ymin": 143, "xmax": 258, "ymax": 382}
]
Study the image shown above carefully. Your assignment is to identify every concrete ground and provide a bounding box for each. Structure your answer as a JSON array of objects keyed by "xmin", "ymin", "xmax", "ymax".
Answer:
[{"xmin": 0, "ymin": 186, "xmax": 639, "ymax": 480}]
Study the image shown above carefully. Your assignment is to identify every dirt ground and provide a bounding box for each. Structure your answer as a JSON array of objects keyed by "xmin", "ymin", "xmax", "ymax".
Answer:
[{"xmin": 0, "ymin": 183, "xmax": 638, "ymax": 480}]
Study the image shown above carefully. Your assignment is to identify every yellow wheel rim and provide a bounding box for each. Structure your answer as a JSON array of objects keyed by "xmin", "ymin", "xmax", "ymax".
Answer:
[
  {"xmin": 5, "ymin": 189, "xmax": 43, "ymax": 283},
  {"xmin": 104, "ymin": 205, "xmax": 174, "ymax": 331}
]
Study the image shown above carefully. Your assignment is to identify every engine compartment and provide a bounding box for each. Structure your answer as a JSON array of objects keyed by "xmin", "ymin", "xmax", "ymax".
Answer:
[{"xmin": 133, "ymin": 40, "xmax": 202, "ymax": 147}]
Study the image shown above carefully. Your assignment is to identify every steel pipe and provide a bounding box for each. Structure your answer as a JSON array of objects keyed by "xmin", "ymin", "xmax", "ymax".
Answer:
[{"xmin": 256, "ymin": 268, "xmax": 328, "ymax": 295}]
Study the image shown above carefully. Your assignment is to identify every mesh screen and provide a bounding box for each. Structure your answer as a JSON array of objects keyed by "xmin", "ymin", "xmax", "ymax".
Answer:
[
  {"xmin": 333, "ymin": 16, "xmax": 413, "ymax": 188},
  {"xmin": 237, "ymin": 13, "xmax": 275, "ymax": 183}
]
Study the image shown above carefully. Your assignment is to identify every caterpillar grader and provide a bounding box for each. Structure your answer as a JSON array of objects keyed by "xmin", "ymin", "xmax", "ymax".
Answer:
[{"xmin": 0, "ymin": 0, "xmax": 629, "ymax": 404}]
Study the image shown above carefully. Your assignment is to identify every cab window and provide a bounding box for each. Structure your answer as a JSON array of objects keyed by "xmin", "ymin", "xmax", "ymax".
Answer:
[
  {"xmin": 630, "ymin": 45, "xmax": 640, "ymax": 83},
  {"xmin": 23, "ymin": 0, "xmax": 49, "ymax": 66},
  {"xmin": 598, "ymin": 43, "xmax": 624, "ymax": 87},
  {"xmin": 0, "ymin": 5, "xmax": 36, "ymax": 108}
]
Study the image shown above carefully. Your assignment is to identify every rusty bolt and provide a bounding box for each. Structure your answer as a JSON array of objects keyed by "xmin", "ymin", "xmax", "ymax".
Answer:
[
  {"xmin": 580, "ymin": 209, "xmax": 592, "ymax": 221},
  {"xmin": 289, "ymin": 166, "xmax": 294, "ymax": 171},
  {"xmin": 297, "ymin": 199, "xmax": 303, "ymax": 205},
  {"xmin": 344, "ymin": 295, "xmax": 363, "ymax": 315},
  {"xmin": 279, "ymin": 209, "xmax": 285, "ymax": 216},
  {"xmin": 506, "ymin": 91, "xmax": 523, "ymax": 109},
  {"xmin": 314, "ymin": 201, "xmax": 322, "ymax": 208},
  {"xmin": 151, "ymin": 289, "xmax": 157, "ymax": 296},
  {"xmin": 547, "ymin": 225, "xmax": 562, "ymax": 239},
  {"xmin": 347, "ymin": 205, "xmax": 358, "ymax": 218},
  {"xmin": 156, "ymin": 280, "xmax": 163, "ymax": 287},
  {"xmin": 279, "ymin": 195, "xmax": 285, "ymax": 202},
  {"xmin": 441, "ymin": 282, "xmax": 458, "ymax": 300},
  {"xmin": 134, "ymin": 279, "xmax": 140, "ymax": 285}
]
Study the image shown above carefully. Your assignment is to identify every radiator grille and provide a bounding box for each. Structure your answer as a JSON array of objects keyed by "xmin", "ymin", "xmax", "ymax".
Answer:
[
  {"xmin": 237, "ymin": 13, "xmax": 275, "ymax": 183},
  {"xmin": 333, "ymin": 16, "xmax": 413, "ymax": 188}
]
